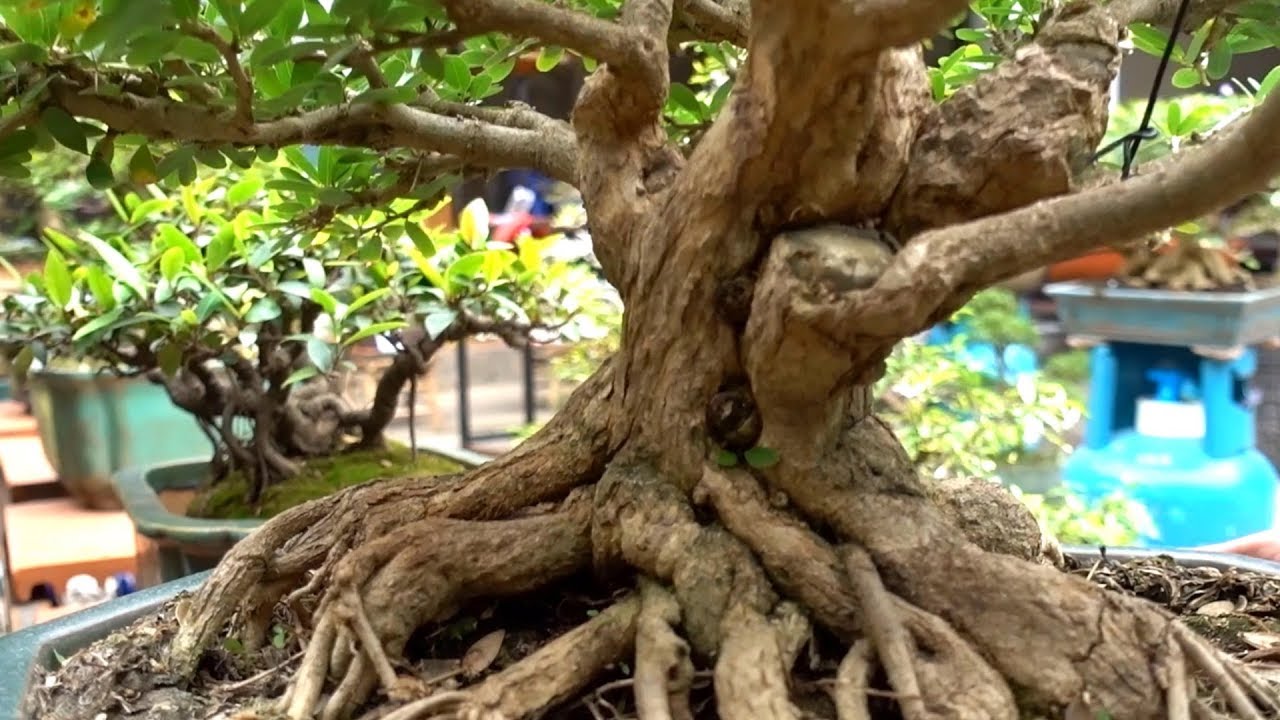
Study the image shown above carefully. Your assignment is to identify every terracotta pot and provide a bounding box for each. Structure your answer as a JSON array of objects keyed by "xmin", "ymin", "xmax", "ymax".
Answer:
[{"xmin": 1046, "ymin": 249, "xmax": 1128, "ymax": 282}]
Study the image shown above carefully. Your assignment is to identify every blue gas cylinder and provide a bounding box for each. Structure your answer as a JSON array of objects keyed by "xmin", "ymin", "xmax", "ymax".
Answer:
[{"xmin": 1064, "ymin": 346, "xmax": 1279, "ymax": 548}]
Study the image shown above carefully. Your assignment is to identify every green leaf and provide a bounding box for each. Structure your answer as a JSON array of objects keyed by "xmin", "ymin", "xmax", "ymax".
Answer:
[
  {"xmin": 129, "ymin": 144, "xmax": 160, "ymax": 184},
  {"xmin": 43, "ymin": 249, "xmax": 73, "ymax": 307},
  {"xmin": 85, "ymin": 156, "xmax": 115, "ymax": 190},
  {"xmin": 130, "ymin": 197, "xmax": 172, "ymax": 224},
  {"xmin": 84, "ymin": 266, "xmax": 116, "ymax": 311},
  {"xmin": 78, "ymin": 233, "xmax": 146, "ymax": 298},
  {"xmin": 1128, "ymin": 23, "xmax": 1172, "ymax": 57},
  {"xmin": 240, "ymin": 0, "xmax": 281, "ymax": 36},
  {"xmin": 283, "ymin": 365, "xmax": 320, "ymax": 387},
  {"xmin": 342, "ymin": 320, "xmax": 407, "ymax": 347},
  {"xmin": 160, "ymin": 246, "xmax": 186, "ymax": 282},
  {"xmin": 715, "ymin": 449, "xmax": 739, "ymax": 468},
  {"xmin": 342, "ymin": 287, "xmax": 390, "ymax": 319},
  {"xmin": 1171, "ymin": 67, "xmax": 1202, "ymax": 88},
  {"xmin": 72, "ymin": 307, "xmax": 127, "ymax": 343},
  {"xmin": 743, "ymin": 446, "xmax": 780, "ymax": 469},
  {"xmin": 1259, "ymin": 65, "xmax": 1280, "ymax": 101},
  {"xmin": 0, "ymin": 42, "xmax": 47, "ymax": 63},
  {"xmin": 157, "ymin": 343, "xmax": 184, "ymax": 377},
  {"xmin": 407, "ymin": 246, "xmax": 447, "ymax": 291},
  {"xmin": 245, "ymin": 297, "xmax": 283, "ymax": 323},
  {"xmin": 442, "ymin": 55, "xmax": 471, "ymax": 90},
  {"xmin": 445, "ymin": 252, "xmax": 487, "ymax": 288},
  {"xmin": 535, "ymin": 45, "xmax": 563, "ymax": 72},
  {"xmin": 156, "ymin": 224, "xmax": 202, "ymax": 262},
  {"xmin": 309, "ymin": 287, "xmax": 339, "ymax": 315},
  {"xmin": 40, "ymin": 106, "xmax": 88, "ymax": 154},
  {"xmin": 1206, "ymin": 41, "xmax": 1233, "ymax": 80},
  {"xmin": 424, "ymin": 308, "xmax": 457, "ymax": 339},
  {"xmin": 667, "ymin": 83, "xmax": 705, "ymax": 119},
  {"xmin": 226, "ymin": 176, "xmax": 263, "ymax": 205},
  {"xmin": 303, "ymin": 257, "xmax": 326, "ymax": 287},
  {"xmin": 305, "ymin": 336, "xmax": 335, "ymax": 372},
  {"xmin": 0, "ymin": 128, "xmax": 38, "ymax": 159},
  {"xmin": 205, "ymin": 229, "xmax": 234, "ymax": 272}
]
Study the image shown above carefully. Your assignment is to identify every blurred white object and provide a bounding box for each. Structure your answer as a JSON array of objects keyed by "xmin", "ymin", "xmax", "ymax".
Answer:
[{"xmin": 65, "ymin": 574, "xmax": 105, "ymax": 605}]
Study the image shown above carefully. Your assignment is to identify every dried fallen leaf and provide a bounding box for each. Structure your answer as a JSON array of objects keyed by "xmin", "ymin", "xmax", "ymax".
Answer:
[
  {"xmin": 1196, "ymin": 600, "xmax": 1237, "ymax": 617},
  {"xmin": 1241, "ymin": 632, "xmax": 1280, "ymax": 650},
  {"xmin": 461, "ymin": 630, "xmax": 506, "ymax": 678}
]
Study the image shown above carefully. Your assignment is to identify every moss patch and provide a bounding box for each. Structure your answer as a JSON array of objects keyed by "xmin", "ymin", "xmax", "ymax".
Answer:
[{"xmin": 186, "ymin": 444, "xmax": 465, "ymax": 520}]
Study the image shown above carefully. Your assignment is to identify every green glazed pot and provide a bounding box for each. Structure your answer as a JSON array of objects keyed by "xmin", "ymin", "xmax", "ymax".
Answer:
[{"xmin": 27, "ymin": 371, "xmax": 212, "ymax": 510}]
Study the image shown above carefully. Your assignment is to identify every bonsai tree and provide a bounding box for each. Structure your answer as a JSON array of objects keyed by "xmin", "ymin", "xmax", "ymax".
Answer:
[
  {"xmin": 0, "ymin": 160, "xmax": 613, "ymax": 506},
  {"xmin": 5, "ymin": 1, "xmax": 1280, "ymax": 719}
]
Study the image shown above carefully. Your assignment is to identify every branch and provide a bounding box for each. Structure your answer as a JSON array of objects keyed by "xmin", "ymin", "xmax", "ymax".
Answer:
[
  {"xmin": 441, "ymin": 0, "xmax": 643, "ymax": 70},
  {"xmin": 180, "ymin": 21, "xmax": 254, "ymax": 126},
  {"xmin": 43, "ymin": 79, "xmax": 579, "ymax": 183},
  {"xmin": 673, "ymin": 0, "xmax": 748, "ymax": 45},
  {"xmin": 827, "ymin": 78, "xmax": 1280, "ymax": 342}
]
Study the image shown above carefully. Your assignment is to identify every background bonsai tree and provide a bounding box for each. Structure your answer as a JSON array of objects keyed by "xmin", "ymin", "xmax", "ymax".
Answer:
[
  {"xmin": 0, "ymin": 158, "xmax": 614, "ymax": 505},
  {"xmin": 5, "ymin": 1, "xmax": 1280, "ymax": 719}
]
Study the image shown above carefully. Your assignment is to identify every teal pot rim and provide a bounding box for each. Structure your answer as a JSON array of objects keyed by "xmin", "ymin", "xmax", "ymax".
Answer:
[
  {"xmin": 0, "ymin": 571, "xmax": 210, "ymax": 719},
  {"xmin": 1062, "ymin": 544, "xmax": 1280, "ymax": 576},
  {"xmin": 113, "ymin": 445, "xmax": 492, "ymax": 548}
]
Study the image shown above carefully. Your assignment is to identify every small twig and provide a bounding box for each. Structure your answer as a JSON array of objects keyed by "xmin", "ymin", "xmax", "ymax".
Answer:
[
  {"xmin": 180, "ymin": 21, "xmax": 253, "ymax": 125},
  {"xmin": 378, "ymin": 691, "xmax": 470, "ymax": 720},
  {"xmin": 409, "ymin": 372, "xmax": 418, "ymax": 462},
  {"xmin": 216, "ymin": 650, "xmax": 305, "ymax": 693}
]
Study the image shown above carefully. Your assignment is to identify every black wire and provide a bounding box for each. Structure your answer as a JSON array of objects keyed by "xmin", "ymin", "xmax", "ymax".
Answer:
[{"xmin": 1092, "ymin": 0, "xmax": 1196, "ymax": 179}]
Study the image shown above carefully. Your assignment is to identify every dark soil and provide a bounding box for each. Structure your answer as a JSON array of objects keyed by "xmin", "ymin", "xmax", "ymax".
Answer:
[{"xmin": 25, "ymin": 555, "xmax": 1280, "ymax": 720}]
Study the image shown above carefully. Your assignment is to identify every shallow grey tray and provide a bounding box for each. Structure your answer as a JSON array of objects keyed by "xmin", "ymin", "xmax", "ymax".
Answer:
[{"xmin": 1045, "ymin": 281, "xmax": 1280, "ymax": 348}]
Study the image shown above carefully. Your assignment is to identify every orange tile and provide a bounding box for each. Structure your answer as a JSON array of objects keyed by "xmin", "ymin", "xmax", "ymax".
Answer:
[
  {"xmin": 4, "ymin": 498, "xmax": 138, "ymax": 601},
  {"xmin": 0, "ymin": 435, "xmax": 55, "ymax": 487}
]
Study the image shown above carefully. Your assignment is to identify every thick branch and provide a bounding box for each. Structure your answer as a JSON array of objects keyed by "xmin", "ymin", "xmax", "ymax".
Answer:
[
  {"xmin": 827, "ymin": 79, "xmax": 1280, "ymax": 342},
  {"xmin": 44, "ymin": 81, "xmax": 578, "ymax": 183},
  {"xmin": 673, "ymin": 0, "xmax": 748, "ymax": 45},
  {"xmin": 441, "ymin": 0, "xmax": 644, "ymax": 71}
]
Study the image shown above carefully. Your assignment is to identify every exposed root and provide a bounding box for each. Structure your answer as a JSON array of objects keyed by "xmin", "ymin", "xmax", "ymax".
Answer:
[
  {"xmin": 280, "ymin": 498, "xmax": 593, "ymax": 719},
  {"xmin": 635, "ymin": 577, "xmax": 695, "ymax": 720},
  {"xmin": 454, "ymin": 594, "xmax": 641, "ymax": 719},
  {"xmin": 171, "ymin": 367, "xmax": 618, "ymax": 678},
  {"xmin": 1166, "ymin": 633, "xmax": 1191, "ymax": 720},
  {"xmin": 1173, "ymin": 624, "xmax": 1275, "ymax": 720},
  {"xmin": 698, "ymin": 465, "xmax": 1018, "ymax": 719},
  {"xmin": 830, "ymin": 641, "xmax": 873, "ymax": 720},
  {"xmin": 843, "ymin": 547, "xmax": 925, "ymax": 720},
  {"xmin": 714, "ymin": 603, "xmax": 805, "ymax": 720}
]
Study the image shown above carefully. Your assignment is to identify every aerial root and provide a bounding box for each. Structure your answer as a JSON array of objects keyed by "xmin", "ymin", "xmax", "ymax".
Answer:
[
  {"xmin": 1165, "ymin": 632, "xmax": 1191, "ymax": 720},
  {"xmin": 843, "ymin": 547, "xmax": 926, "ymax": 720},
  {"xmin": 1173, "ymin": 624, "xmax": 1279, "ymax": 720},
  {"xmin": 635, "ymin": 577, "xmax": 695, "ymax": 720},
  {"xmin": 830, "ymin": 641, "xmax": 873, "ymax": 720},
  {"xmin": 276, "ymin": 501, "xmax": 592, "ymax": 720},
  {"xmin": 698, "ymin": 466, "xmax": 1017, "ymax": 719}
]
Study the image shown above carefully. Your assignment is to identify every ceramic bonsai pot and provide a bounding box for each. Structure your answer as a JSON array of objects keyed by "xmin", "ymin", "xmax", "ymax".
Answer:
[
  {"xmin": 114, "ymin": 446, "xmax": 491, "ymax": 586},
  {"xmin": 0, "ymin": 571, "xmax": 210, "ymax": 719},
  {"xmin": 27, "ymin": 370, "xmax": 212, "ymax": 510},
  {"xmin": 1045, "ymin": 281, "xmax": 1280, "ymax": 348}
]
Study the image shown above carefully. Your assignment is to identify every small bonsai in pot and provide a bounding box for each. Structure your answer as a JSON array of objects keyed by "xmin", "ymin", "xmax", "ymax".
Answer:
[{"xmin": 0, "ymin": 158, "xmax": 616, "ymax": 516}]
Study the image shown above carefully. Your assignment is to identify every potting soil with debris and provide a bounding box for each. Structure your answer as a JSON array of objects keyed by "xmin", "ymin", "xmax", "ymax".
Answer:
[{"xmin": 25, "ymin": 556, "xmax": 1280, "ymax": 719}]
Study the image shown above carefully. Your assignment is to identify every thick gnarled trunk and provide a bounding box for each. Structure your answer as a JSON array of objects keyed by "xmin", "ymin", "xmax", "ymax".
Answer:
[{"xmin": 132, "ymin": 2, "xmax": 1280, "ymax": 720}]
